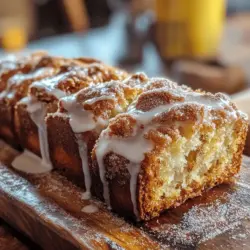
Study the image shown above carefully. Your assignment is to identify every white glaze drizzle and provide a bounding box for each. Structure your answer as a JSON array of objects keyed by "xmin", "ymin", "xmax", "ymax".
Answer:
[
  {"xmin": 31, "ymin": 73, "xmax": 68, "ymax": 99},
  {"xmin": 21, "ymin": 73, "xmax": 75, "ymax": 172},
  {"xmin": 95, "ymin": 90, "xmax": 238, "ymax": 217},
  {"xmin": 76, "ymin": 134, "xmax": 91, "ymax": 200},
  {"xmin": 12, "ymin": 149, "xmax": 51, "ymax": 174},
  {"xmin": 60, "ymin": 92, "xmax": 118, "ymax": 199},
  {"xmin": 61, "ymin": 95, "xmax": 96, "ymax": 133},
  {"xmin": 26, "ymin": 97, "xmax": 52, "ymax": 170},
  {"xmin": 84, "ymin": 94, "xmax": 115, "ymax": 106},
  {"xmin": 1, "ymin": 68, "xmax": 56, "ymax": 100}
]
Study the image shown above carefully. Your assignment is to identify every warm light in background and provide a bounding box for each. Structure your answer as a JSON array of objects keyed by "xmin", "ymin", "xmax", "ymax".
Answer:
[{"xmin": 155, "ymin": 0, "xmax": 226, "ymax": 59}]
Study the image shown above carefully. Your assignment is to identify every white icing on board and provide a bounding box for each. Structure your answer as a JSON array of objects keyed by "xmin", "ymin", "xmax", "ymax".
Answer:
[
  {"xmin": 81, "ymin": 204, "xmax": 99, "ymax": 213},
  {"xmin": 12, "ymin": 150, "xmax": 51, "ymax": 174},
  {"xmin": 26, "ymin": 97, "xmax": 52, "ymax": 170},
  {"xmin": 95, "ymin": 90, "xmax": 238, "ymax": 218}
]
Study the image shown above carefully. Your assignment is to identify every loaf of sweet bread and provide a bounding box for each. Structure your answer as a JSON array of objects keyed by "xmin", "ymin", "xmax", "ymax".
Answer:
[
  {"xmin": 0, "ymin": 52, "xmax": 248, "ymax": 222},
  {"xmin": 14, "ymin": 58, "xmax": 127, "ymax": 169},
  {"xmin": 92, "ymin": 79, "xmax": 248, "ymax": 220}
]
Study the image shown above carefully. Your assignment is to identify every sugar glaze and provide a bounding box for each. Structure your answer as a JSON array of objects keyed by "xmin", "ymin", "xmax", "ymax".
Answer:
[
  {"xmin": 12, "ymin": 149, "xmax": 51, "ymax": 174},
  {"xmin": 95, "ymin": 91, "xmax": 238, "ymax": 218},
  {"xmin": 61, "ymin": 92, "xmax": 118, "ymax": 199},
  {"xmin": 26, "ymin": 97, "xmax": 52, "ymax": 170}
]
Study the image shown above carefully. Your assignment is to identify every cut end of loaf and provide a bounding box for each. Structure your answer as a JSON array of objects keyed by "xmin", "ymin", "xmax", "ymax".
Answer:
[
  {"xmin": 0, "ymin": 51, "xmax": 248, "ymax": 222},
  {"xmin": 138, "ymin": 118, "xmax": 247, "ymax": 220},
  {"xmin": 92, "ymin": 83, "xmax": 249, "ymax": 221}
]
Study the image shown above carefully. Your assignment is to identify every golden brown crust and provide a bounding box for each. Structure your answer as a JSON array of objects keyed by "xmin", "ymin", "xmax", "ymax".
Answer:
[
  {"xmin": 0, "ymin": 54, "xmax": 87, "ymax": 147},
  {"xmin": 1, "ymin": 51, "xmax": 248, "ymax": 222},
  {"xmin": 92, "ymin": 78, "xmax": 249, "ymax": 220},
  {"xmin": 14, "ymin": 101, "xmax": 41, "ymax": 155},
  {"xmin": 46, "ymin": 115, "xmax": 98, "ymax": 189},
  {"xmin": 29, "ymin": 63, "xmax": 128, "ymax": 103},
  {"xmin": 0, "ymin": 52, "xmax": 47, "ymax": 92},
  {"xmin": 14, "ymin": 57, "xmax": 128, "ymax": 158},
  {"xmin": 45, "ymin": 75, "xmax": 146, "ymax": 188},
  {"xmin": 0, "ymin": 56, "xmax": 68, "ymax": 146},
  {"xmin": 244, "ymin": 124, "xmax": 250, "ymax": 156}
]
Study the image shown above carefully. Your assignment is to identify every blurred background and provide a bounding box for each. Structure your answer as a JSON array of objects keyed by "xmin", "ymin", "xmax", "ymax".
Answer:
[{"xmin": 1, "ymin": 0, "xmax": 250, "ymax": 96}]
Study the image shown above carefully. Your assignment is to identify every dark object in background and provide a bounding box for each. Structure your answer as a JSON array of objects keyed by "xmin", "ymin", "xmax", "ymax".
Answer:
[
  {"xmin": 171, "ymin": 60, "xmax": 246, "ymax": 94},
  {"xmin": 118, "ymin": 12, "xmax": 153, "ymax": 66},
  {"xmin": 85, "ymin": 0, "xmax": 112, "ymax": 27},
  {"xmin": 34, "ymin": 0, "xmax": 112, "ymax": 38},
  {"xmin": 227, "ymin": 0, "xmax": 250, "ymax": 15},
  {"xmin": 34, "ymin": 0, "xmax": 69, "ymax": 38},
  {"xmin": 118, "ymin": 0, "xmax": 154, "ymax": 67}
]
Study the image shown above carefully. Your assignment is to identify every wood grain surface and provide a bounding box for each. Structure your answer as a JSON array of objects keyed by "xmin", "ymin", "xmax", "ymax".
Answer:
[
  {"xmin": 0, "ymin": 220, "xmax": 29, "ymax": 250},
  {"xmin": 0, "ymin": 219, "xmax": 41, "ymax": 250},
  {"xmin": 0, "ymin": 140, "xmax": 250, "ymax": 250}
]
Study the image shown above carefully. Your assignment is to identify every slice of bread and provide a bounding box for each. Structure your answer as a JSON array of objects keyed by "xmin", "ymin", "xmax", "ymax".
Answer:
[
  {"xmin": 92, "ymin": 81, "xmax": 248, "ymax": 220},
  {"xmin": 46, "ymin": 73, "xmax": 147, "ymax": 196}
]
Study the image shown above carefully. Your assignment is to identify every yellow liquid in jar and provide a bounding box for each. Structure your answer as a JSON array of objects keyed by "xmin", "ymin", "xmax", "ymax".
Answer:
[{"xmin": 155, "ymin": 0, "xmax": 225, "ymax": 59}]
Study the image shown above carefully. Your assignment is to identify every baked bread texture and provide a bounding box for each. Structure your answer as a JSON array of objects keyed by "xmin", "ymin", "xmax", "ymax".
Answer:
[
  {"xmin": 14, "ymin": 58, "xmax": 127, "ymax": 169},
  {"xmin": 0, "ymin": 52, "xmax": 51, "ymax": 146},
  {"xmin": 0, "ymin": 51, "xmax": 248, "ymax": 221},
  {"xmin": 46, "ymin": 73, "xmax": 147, "ymax": 196},
  {"xmin": 0, "ymin": 52, "xmax": 47, "ymax": 92},
  {"xmin": 0, "ymin": 55, "xmax": 65, "ymax": 147},
  {"xmin": 0, "ymin": 54, "xmax": 93, "ymax": 147},
  {"xmin": 92, "ymin": 79, "xmax": 248, "ymax": 220}
]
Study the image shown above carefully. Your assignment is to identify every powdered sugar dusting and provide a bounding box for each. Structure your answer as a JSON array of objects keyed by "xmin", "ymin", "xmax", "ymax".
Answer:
[
  {"xmin": 145, "ymin": 180, "xmax": 250, "ymax": 248},
  {"xmin": 1, "ymin": 140, "xmax": 250, "ymax": 249}
]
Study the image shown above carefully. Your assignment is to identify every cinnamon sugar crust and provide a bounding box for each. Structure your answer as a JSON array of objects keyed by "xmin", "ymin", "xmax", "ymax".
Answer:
[
  {"xmin": 14, "ymin": 58, "xmax": 128, "ymax": 159},
  {"xmin": 0, "ymin": 51, "xmax": 248, "ymax": 222},
  {"xmin": 46, "ymin": 74, "xmax": 147, "ymax": 191},
  {"xmin": 0, "ymin": 51, "xmax": 47, "ymax": 92},
  {"xmin": 29, "ymin": 63, "xmax": 128, "ymax": 102},
  {"xmin": 92, "ymin": 78, "xmax": 248, "ymax": 220},
  {"xmin": 0, "ymin": 54, "xmax": 96, "ymax": 147}
]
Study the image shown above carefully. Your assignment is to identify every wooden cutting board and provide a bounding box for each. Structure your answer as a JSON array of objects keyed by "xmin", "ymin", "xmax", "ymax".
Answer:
[
  {"xmin": 0, "ymin": 140, "xmax": 250, "ymax": 250},
  {"xmin": 0, "ymin": 219, "xmax": 41, "ymax": 250},
  {"xmin": 0, "ymin": 222, "xmax": 29, "ymax": 250}
]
